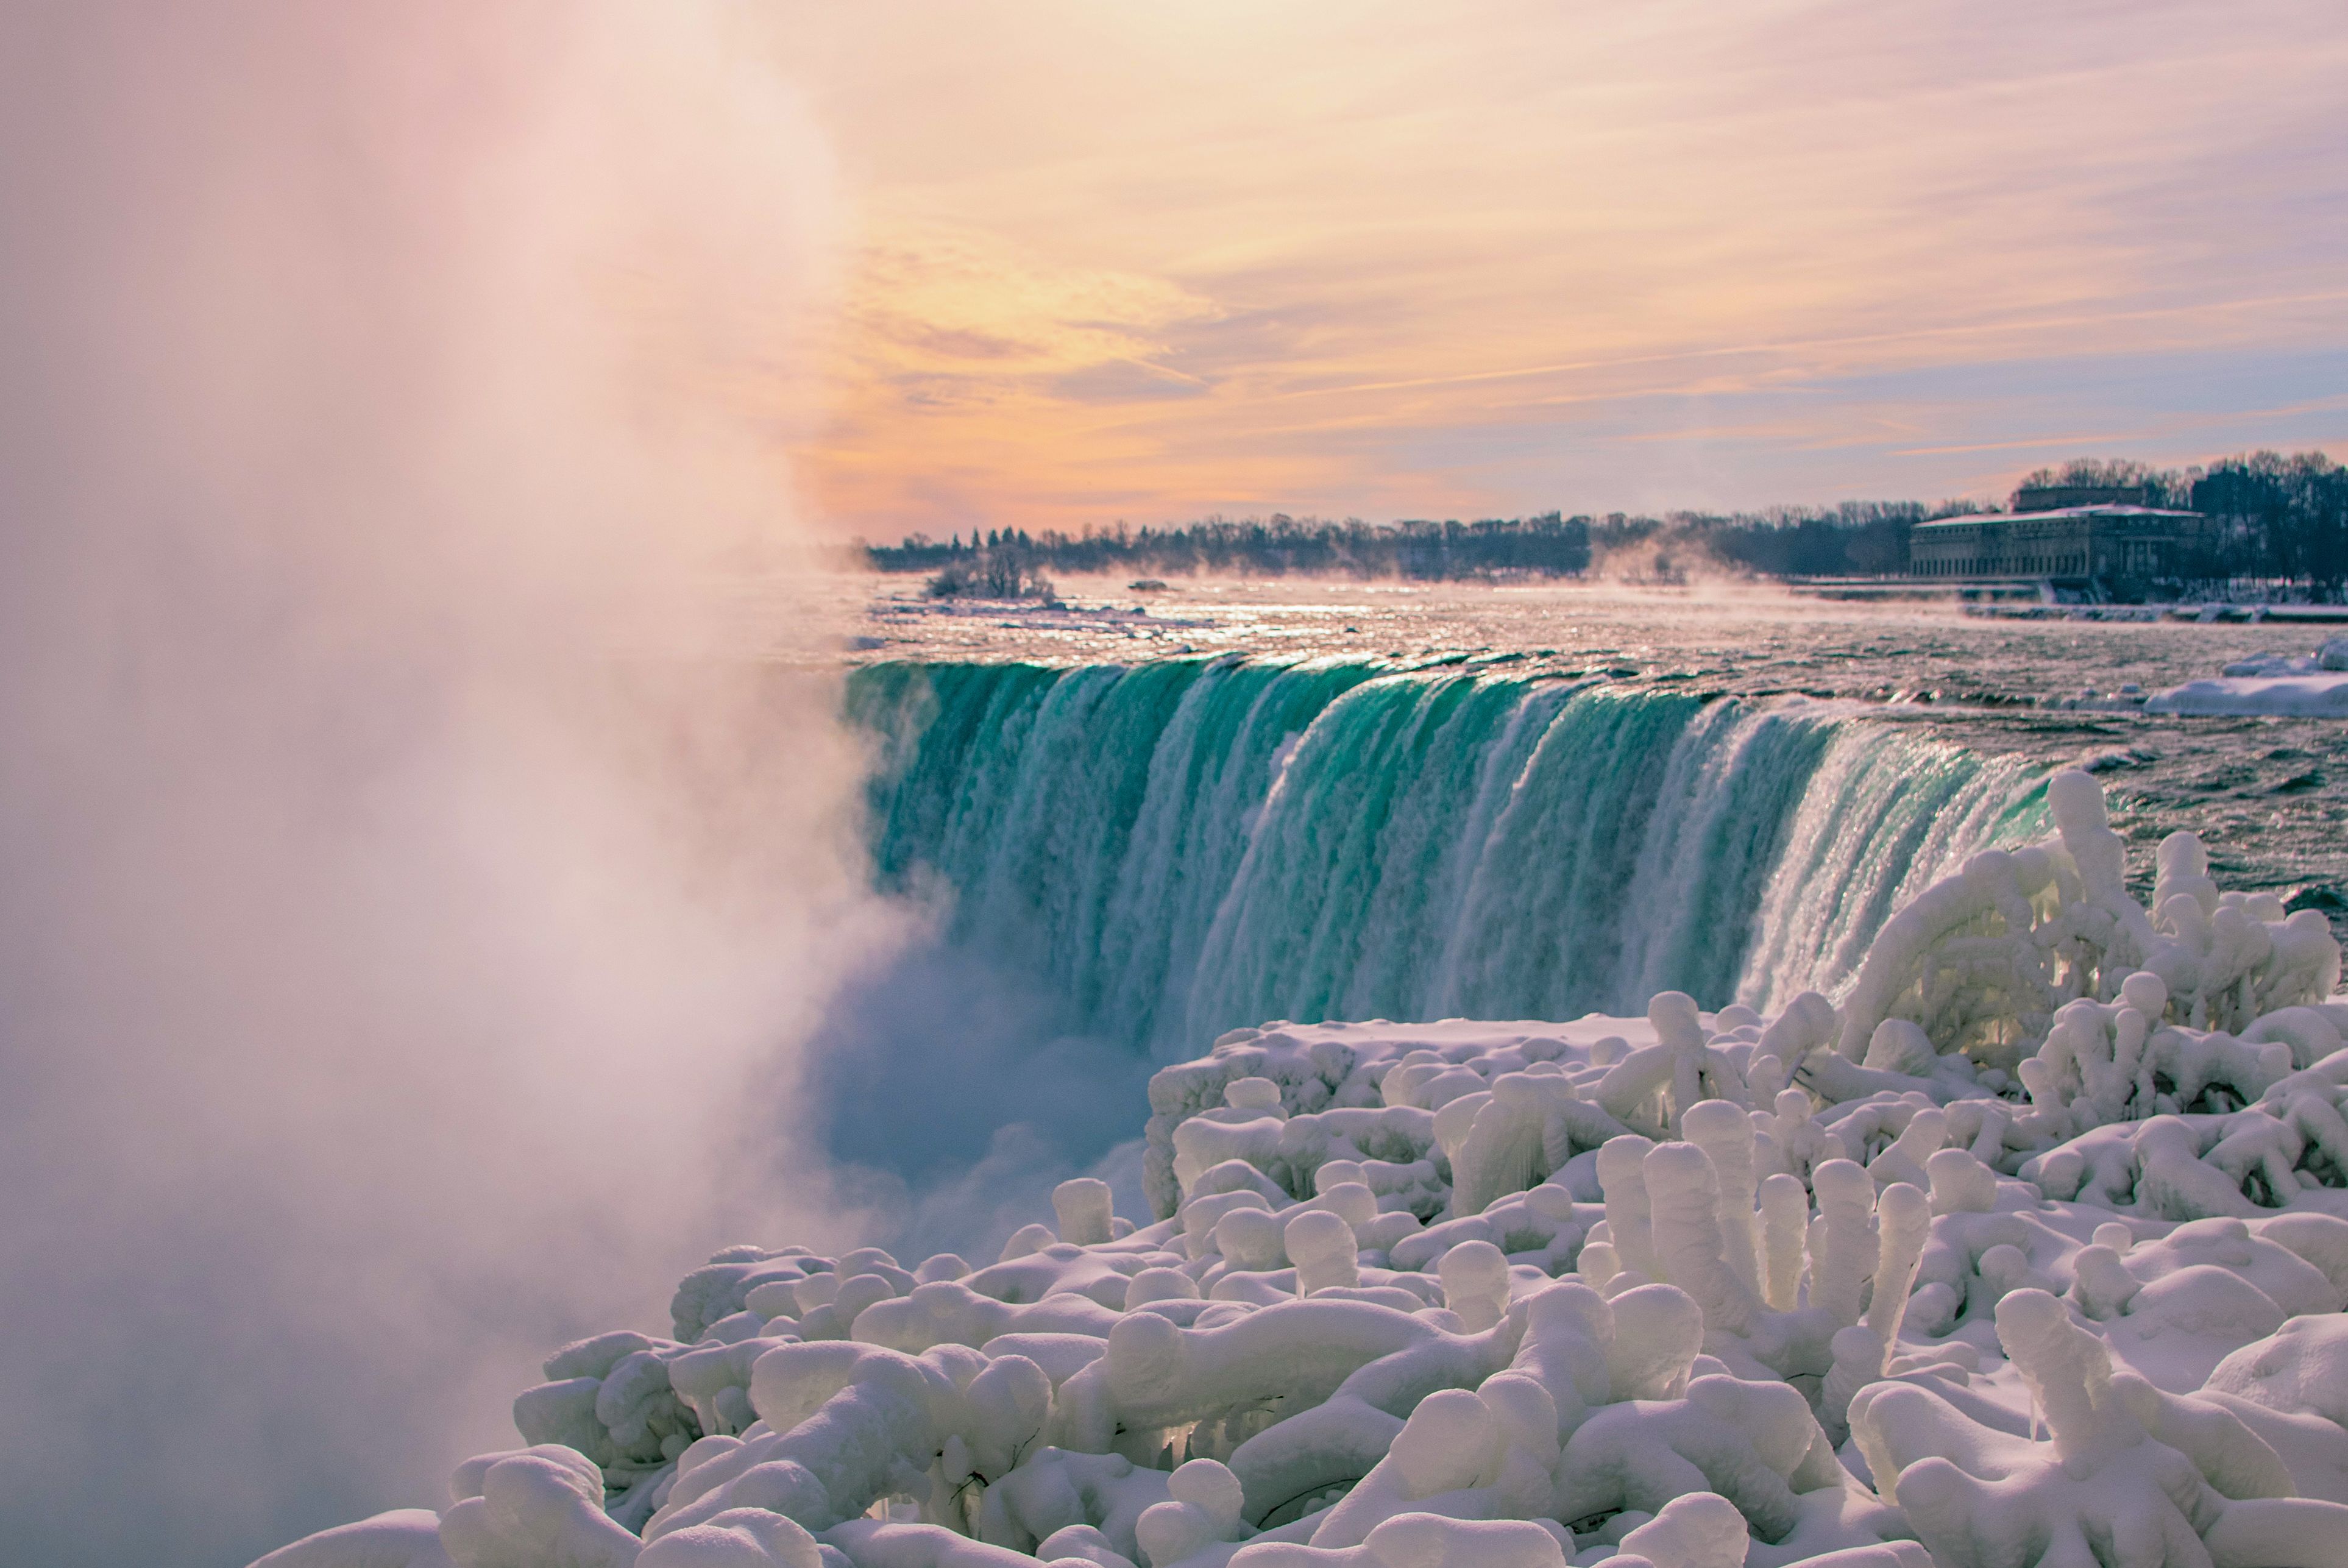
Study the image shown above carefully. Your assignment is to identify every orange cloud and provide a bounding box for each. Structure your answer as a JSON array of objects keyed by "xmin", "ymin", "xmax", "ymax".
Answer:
[{"xmin": 767, "ymin": 0, "xmax": 2348, "ymax": 537}]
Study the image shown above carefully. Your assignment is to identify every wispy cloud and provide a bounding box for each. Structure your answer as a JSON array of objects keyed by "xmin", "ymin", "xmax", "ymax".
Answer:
[{"xmin": 772, "ymin": 0, "xmax": 2348, "ymax": 534}]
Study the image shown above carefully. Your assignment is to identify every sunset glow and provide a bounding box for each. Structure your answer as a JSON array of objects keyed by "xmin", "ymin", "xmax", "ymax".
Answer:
[{"xmin": 777, "ymin": 1, "xmax": 2348, "ymax": 537}]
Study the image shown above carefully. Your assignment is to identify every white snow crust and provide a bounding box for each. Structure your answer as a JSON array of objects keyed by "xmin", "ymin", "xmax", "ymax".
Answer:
[
  {"xmin": 263, "ymin": 772, "xmax": 2348, "ymax": 1568},
  {"xmin": 2143, "ymin": 637, "xmax": 2348, "ymax": 715}
]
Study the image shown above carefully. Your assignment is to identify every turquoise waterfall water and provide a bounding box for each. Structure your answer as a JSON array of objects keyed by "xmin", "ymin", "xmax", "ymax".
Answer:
[{"xmin": 845, "ymin": 659, "xmax": 2047, "ymax": 1056}]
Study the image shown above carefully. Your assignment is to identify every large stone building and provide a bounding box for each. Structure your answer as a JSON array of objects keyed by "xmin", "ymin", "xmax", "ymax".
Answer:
[{"xmin": 1907, "ymin": 503, "xmax": 2205, "ymax": 595}]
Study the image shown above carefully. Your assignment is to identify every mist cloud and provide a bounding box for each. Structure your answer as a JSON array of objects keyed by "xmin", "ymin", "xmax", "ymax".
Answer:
[{"xmin": 0, "ymin": 4, "xmax": 894, "ymax": 1564}]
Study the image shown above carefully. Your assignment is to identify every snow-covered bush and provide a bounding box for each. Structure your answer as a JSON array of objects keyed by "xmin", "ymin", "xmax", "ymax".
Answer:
[{"xmin": 262, "ymin": 772, "xmax": 2348, "ymax": 1568}]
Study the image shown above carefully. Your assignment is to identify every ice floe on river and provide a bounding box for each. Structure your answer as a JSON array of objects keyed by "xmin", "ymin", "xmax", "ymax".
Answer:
[
  {"xmin": 2144, "ymin": 638, "xmax": 2348, "ymax": 717},
  {"xmin": 2054, "ymin": 636, "xmax": 2348, "ymax": 717},
  {"xmin": 261, "ymin": 772, "xmax": 2348, "ymax": 1568}
]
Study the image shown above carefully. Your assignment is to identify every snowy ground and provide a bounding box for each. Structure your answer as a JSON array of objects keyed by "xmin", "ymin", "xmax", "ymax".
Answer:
[{"xmin": 261, "ymin": 772, "xmax": 2348, "ymax": 1568}]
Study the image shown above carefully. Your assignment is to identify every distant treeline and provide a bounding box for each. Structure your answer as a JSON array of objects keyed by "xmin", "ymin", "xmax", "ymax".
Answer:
[
  {"xmin": 868, "ymin": 505, "xmax": 1956, "ymax": 585},
  {"xmin": 2172, "ymin": 453, "xmax": 2348, "ymax": 592},
  {"xmin": 864, "ymin": 450, "xmax": 2344, "ymax": 592}
]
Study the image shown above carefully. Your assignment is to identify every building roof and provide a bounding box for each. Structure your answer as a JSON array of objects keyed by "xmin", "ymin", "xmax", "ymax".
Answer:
[{"xmin": 1912, "ymin": 505, "xmax": 2202, "ymax": 533}]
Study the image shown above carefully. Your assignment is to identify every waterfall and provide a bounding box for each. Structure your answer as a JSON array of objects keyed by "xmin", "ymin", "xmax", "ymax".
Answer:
[{"xmin": 846, "ymin": 659, "xmax": 2046, "ymax": 1055}]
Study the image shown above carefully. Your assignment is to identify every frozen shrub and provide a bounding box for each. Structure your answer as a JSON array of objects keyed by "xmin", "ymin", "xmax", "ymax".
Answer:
[{"xmin": 263, "ymin": 775, "xmax": 2348, "ymax": 1568}]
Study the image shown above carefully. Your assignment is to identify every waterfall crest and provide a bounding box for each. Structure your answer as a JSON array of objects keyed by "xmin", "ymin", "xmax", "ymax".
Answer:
[{"xmin": 846, "ymin": 659, "xmax": 2045, "ymax": 1054}]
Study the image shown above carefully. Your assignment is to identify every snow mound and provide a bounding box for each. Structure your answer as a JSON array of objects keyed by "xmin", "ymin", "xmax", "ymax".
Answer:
[
  {"xmin": 2221, "ymin": 638, "xmax": 2348, "ymax": 678},
  {"xmin": 261, "ymin": 772, "xmax": 2348, "ymax": 1568},
  {"xmin": 2145, "ymin": 636, "xmax": 2348, "ymax": 715}
]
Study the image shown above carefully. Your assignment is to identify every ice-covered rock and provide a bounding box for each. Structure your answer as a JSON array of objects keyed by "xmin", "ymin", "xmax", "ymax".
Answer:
[
  {"xmin": 442, "ymin": 1446, "xmax": 647, "ymax": 1568},
  {"xmin": 250, "ymin": 1511, "xmax": 455, "ymax": 1568}
]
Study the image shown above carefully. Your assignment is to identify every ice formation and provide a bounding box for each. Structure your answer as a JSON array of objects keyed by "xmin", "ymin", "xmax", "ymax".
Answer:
[
  {"xmin": 261, "ymin": 772, "xmax": 2348, "ymax": 1568},
  {"xmin": 2143, "ymin": 636, "xmax": 2348, "ymax": 717}
]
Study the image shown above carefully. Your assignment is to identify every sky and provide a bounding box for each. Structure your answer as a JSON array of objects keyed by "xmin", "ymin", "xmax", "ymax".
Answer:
[{"xmin": 765, "ymin": 0, "xmax": 2348, "ymax": 539}]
